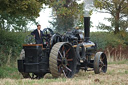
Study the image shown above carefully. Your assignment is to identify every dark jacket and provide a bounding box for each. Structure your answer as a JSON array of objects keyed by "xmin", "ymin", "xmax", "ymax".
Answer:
[{"xmin": 31, "ymin": 29, "xmax": 43, "ymax": 44}]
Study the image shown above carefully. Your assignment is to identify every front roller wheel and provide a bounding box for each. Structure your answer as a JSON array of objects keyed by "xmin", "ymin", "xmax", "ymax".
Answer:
[
  {"xmin": 94, "ymin": 52, "xmax": 107, "ymax": 74},
  {"xmin": 49, "ymin": 42, "xmax": 77, "ymax": 78}
]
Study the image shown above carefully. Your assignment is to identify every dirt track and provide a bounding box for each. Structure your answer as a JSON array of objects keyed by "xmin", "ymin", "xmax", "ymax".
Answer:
[{"xmin": 0, "ymin": 64, "xmax": 128, "ymax": 85}]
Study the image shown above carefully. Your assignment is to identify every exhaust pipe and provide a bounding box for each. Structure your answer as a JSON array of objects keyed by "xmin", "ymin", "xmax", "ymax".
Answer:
[
  {"xmin": 83, "ymin": 0, "xmax": 94, "ymax": 42},
  {"xmin": 84, "ymin": 17, "xmax": 90, "ymax": 42}
]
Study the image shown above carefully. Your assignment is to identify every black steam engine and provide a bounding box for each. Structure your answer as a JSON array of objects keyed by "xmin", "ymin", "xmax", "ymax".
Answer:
[{"xmin": 17, "ymin": 17, "xmax": 107, "ymax": 79}]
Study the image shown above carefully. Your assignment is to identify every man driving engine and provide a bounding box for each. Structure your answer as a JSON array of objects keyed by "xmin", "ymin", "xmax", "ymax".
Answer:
[{"xmin": 31, "ymin": 24, "xmax": 43, "ymax": 44}]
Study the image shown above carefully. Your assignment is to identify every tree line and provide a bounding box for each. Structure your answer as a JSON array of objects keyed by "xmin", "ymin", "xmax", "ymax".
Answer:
[{"xmin": 0, "ymin": 0, "xmax": 127, "ymax": 33}]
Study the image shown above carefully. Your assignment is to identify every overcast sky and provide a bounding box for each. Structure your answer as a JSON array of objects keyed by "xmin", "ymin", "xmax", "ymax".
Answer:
[
  {"xmin": 33, "ymin": 7, "xmax": 111, "ymax": 32},
  {"xmin": 30, "ymin": 1, "xmax": 111, "ymax": 32}
]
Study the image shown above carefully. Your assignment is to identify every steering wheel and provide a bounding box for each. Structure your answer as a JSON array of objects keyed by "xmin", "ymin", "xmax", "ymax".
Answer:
[
  {"xmin": 42, "ymin": 28, "xmax": 54, "ymax": 36},
  {"xmin": 42, "ymin": 28, "xmax": 54, "ymax": 47}
]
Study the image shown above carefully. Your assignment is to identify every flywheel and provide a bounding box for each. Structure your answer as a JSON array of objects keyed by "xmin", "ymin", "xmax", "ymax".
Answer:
[{"xmin": 49, "ymin": 42, "xmax": 77, "ymax": 78}]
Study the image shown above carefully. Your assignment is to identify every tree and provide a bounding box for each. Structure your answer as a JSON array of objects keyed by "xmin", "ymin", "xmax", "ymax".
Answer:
[
  {"xmin": 94, "ymin": 0, "xmax": 128, "ymax": 34},
  {"xmin": 48, "ymin": 0, "xmax": 84, "ymax": 33},
  {"xmin": 0, "ymin": 0, "xmax": 45, "ymax": 17},
  {"xmin": 0, "ymin": 12, "xmax": 37, "ymax": 32},
  {"xmin": 0, "ymin": 0, "xmax": 47, "ymax": 31}
]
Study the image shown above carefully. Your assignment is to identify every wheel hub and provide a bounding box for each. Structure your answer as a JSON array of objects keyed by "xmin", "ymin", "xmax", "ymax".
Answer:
[{"xmin": 62, "ymin": 58, "xmax": 68, "ymax": 65}]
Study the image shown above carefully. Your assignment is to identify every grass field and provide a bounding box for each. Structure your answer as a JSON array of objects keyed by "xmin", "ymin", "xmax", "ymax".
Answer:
[{"xmin": 0, "ymin": 60, "xmax": 128, "ymax": 85}]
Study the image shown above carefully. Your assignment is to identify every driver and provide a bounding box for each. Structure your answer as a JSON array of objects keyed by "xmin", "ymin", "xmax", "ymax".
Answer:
[{"xmin": 31, "ymin": 24, "xmax": 44, "ymax": 44}]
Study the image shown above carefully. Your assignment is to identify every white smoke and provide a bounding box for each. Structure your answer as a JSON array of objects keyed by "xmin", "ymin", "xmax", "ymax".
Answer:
[{"xmin": 84, "ymin": 0, "xmax": 94, "ymax": 17}]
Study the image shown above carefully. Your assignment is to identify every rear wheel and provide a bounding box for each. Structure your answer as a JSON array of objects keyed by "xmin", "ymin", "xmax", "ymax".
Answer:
[
  {"xmin": 94, "ymin": 52, "xmax": 107, "ymax": 74},
  {"xmin": 49, "ymin": 42, "xmax": 77, "ymax": 78}
]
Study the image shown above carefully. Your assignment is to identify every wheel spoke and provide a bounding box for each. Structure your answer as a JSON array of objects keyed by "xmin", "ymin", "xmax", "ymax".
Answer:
[
  {"xmin": 58, "ymin": 51, "xmax": 63, "ymax": 58},
  {"xmin": 63, "ymin": 50, "xmax": 65, "ymax": 58},
  {"xmin": 62, "ymin": 45, "xmax": 65, "ymax": 51},
  {"xmin": 100, "ymin": 60, "xmax": 104, "ymax": 65},
  {"xmin": 101, "ymin": 56, "xmax": 105, "ymax": 61},
  {"xmin": 103, "ymin": 65, "xmax": 107, "ymax": 67},
  {"xmin": 100, "ymin": 63, "xmax": 106, "ymax": 68},
  {"xmin": 63, "ymin": 65, "xmax": 72, "ymax": 72},
  {"xmin": 66, "ymin": 48, "xmax": 71, "ymax": 55},
  {"xmin": 66, "ymin": 54, "xmax": 69, "ymax": 58},
  {"xmin": 62, "ymin": 46, "xmax": 66, "ymax": 58},
  {"xmin": 67, "ymin": 58, "xmax": 73, "ymax": 62},
  {"xmin": 57, "ymin": 59, "xmax": 62, "ymax": 61},
  {"xmin": 61, "ymin": 67, "xmax": 67, "ymax": 78}
]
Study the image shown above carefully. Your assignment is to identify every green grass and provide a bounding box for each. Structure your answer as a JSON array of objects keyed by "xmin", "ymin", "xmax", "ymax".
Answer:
[
  {"xmin": 108, "ymin": 59, "xmax": 128, "ymax": 64},
  {"xmin": 0, "ymin": 66, "xmax": 22, "ymax": 79},
  {"xmin": 0, "ymin": 60, "xmax": 127, "ymax": 79},
  {"xmin": 0, "ymin": 62, "xmax": 128, "ymax": 85},
  {"xmin": 125, "ymin": 70, "xmax": 128, "ymax": 74}
]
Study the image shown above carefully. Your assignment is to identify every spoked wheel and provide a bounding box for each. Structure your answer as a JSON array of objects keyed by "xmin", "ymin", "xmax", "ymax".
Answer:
[
  {"xmin": 49, "ymin": 42, "xmax": 77, "ymax": 78},
  {"xmin": 94, "ymin": 52, "xmax": 107, "ymax": 74}
]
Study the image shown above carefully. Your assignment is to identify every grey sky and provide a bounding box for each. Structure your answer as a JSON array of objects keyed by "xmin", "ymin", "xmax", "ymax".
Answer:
[
  {"xmin": 31, "ymin": 0, "xmax": 111, "ymax": 32},
  {"xmin": 34, "ymin": 7, "xmax": 111, "ymax": 32}
]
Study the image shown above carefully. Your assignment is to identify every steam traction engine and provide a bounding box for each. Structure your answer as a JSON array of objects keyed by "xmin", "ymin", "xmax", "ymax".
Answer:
[{"xmin": 17, "ymin": 17, "xmax": 107, "ymax": 78}]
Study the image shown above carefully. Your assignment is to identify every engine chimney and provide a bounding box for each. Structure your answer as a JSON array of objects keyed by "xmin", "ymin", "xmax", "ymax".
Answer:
[{"xmin": 84, "ymin": 17, "xmax": 90, "ymax": 42}]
